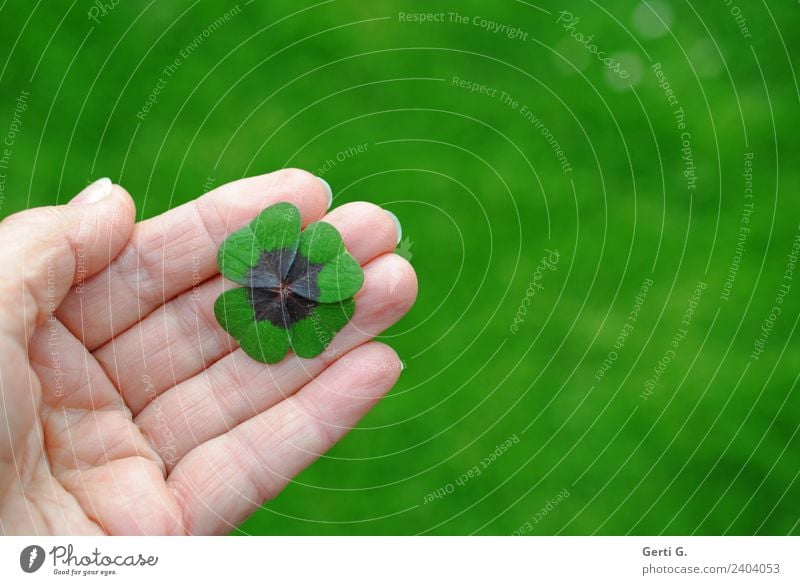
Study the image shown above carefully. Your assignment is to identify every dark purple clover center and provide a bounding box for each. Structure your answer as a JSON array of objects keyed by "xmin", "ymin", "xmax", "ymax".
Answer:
[{"xmin": 243, "ymin": 249, "xmax": 324, "ymax": 329}]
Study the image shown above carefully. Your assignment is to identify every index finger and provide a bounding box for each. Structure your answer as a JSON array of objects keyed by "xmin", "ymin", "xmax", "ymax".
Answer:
[{"xmin": 57, "ymin": 169, "xmax": 331, "ymax": 350}]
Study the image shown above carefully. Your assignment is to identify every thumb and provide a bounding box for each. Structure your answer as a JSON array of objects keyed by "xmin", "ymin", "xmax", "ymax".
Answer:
[
  {"xmin": 0, "ymin": 179, "xmax": 134, "ymax": 499},
  {"xmin": 0, "ymin": 178, "xmax": 136, "ymax": 344}
]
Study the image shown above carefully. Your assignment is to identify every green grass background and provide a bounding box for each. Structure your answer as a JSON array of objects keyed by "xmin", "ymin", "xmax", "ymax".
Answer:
[{"xmin": 1, "ymin": 0, "xmax": 798, "ymax": 534}]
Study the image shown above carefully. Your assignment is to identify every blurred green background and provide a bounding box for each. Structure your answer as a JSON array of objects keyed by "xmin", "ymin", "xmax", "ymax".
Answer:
[{"xmin": 1, "ymin": 0, "xmax": 798, "ymax": 535}]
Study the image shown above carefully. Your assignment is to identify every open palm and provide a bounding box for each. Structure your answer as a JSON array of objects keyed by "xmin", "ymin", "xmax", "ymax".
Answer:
[{"xmin": 0, "ymin": 169, "xmax": 416, "ymax": 535}]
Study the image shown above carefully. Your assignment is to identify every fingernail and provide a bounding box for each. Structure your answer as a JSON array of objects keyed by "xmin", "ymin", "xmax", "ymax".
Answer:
[
  {"xmin": 70, "ymin": 177, "xmax": 113, "ymax": 205},
  {"xmin": 400, "ymin": 360, "xmax": 406, "ymax": 371},
  {"xmin": 317, "ymin": 176, "xmax": 333, "ymax": 209},
  {"xmin": 385, "ymin": 210, "xmax": 402, "ymax": 245}
]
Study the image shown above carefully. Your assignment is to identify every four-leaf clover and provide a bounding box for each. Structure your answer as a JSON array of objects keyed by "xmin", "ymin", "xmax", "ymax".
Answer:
[{"xmin": 214, "ymin": 202, "xmax": 364, "ymax": 363}]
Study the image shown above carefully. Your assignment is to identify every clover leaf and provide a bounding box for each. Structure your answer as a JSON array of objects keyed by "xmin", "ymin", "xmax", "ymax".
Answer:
[{"xmin": 214, "ymin": 202, "xmax": 363, "ymax": 364}]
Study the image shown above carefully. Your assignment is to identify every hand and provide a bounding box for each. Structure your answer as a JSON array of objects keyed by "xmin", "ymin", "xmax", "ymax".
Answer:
[{"xmin": 0, "ymin": 169, "xmax": 417, "ymax": 535}]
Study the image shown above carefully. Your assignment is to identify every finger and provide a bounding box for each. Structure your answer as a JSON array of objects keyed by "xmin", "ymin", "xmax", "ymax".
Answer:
[
  {"xmin": 0, "ymin": 179, "xmax": 135, "ymax": 343},
  {"xmin": 96, "ymin": 201, "xmax": 402, "ymax": 408},
  {"xmin": 29, "ymin": 318, "xmax": 158, "ymax": 473},
  {"xmin": 135, "ymin": 253, "xmax": 415, "ymax": 466},
  {"xmin": 57, "ymin": 169, "xmax": 332, "ymax": 350},
  {"xmin": 168, "ymin": 341, "xmax": 401, "ymax": 534},
  {"xmin": 0, "ymin": 180, "xmax": 134, "ymax": 488},
  {"xmin": 315, "ymin": 201, "xmax": 402, "ymax": 262}
]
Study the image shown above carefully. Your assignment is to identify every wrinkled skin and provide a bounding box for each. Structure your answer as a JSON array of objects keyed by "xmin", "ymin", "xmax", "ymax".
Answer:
[{"xmin": 0, "ymin": 169, "xmax": 417, "ymax": 535}]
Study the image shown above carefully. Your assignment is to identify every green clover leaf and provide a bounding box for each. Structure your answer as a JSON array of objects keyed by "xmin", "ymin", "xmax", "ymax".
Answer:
[{"xmin": 214, "ymin": 202, "xmax": 363, "ymax": 363}]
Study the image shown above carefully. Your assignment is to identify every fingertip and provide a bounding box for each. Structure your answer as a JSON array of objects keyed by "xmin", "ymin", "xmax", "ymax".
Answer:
[
  {"xmin": 82, "ymin": 182, "xmax": 136, "ymax": 241},
  {"xmin": 69, "ymin": 177, "xmax": 113, "ymax": 205},
  {"xmin": 68, "ymin": 180, "xmax": 136, "ymax": 230},
  {"xmin": 211, "ymin": 168, "xmax": 331, "ymax": 229},
  {"xmin": 109, "ymin": 183, "xmax": 137, "ymax": 224},
  {"xmin": 271, "ymin": 168, "xmax": 331, "ymax": 222},
  {"xmin": 389, "ymin": 253, "xmax": 419, "ymax": 305},
  {"xmin": 313, "ymin": 341, "xmax": 402, "ymax": 404},
  {"xmin": 321, "ymin": 202, "xmax": 403, "ymax": 264},
  {"xmin": 357, "ymin": 253, "xmax": 419, "ymax": 319},
  {"xmin": 362, "ymin": 341, "xmax": 403, "ymax": 384}
]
